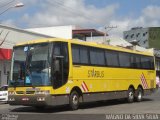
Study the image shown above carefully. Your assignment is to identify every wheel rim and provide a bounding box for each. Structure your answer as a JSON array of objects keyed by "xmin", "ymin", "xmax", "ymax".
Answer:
[
  {"xmin": 129, "ymin": 91, "xmax": 134, "ymax": 100},
  {"xmin": 138, "ymin": 91, "xmax": 142, "ymax": 100},
  {"xmin": 72, "ymin": 94, "xmax": 78, "ymax": 105}
]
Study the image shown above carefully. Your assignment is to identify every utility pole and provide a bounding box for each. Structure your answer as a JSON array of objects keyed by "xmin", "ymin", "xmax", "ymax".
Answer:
[{"xmin": 104, "ymin": 25, "xmax": 117, "ymax": 41}]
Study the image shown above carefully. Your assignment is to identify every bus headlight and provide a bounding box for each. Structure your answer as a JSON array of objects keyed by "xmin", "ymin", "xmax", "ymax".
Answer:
[
  {"xmin": 8, "ymin": 91, "xmax": 16, "ymax": 95},
  {"xmin": 35, "ymin": 90, "xmax": 50, "ymax": 95},
  {"xmin": 9, "ymin": 98, "xmax": 15, "ymax": 101}
]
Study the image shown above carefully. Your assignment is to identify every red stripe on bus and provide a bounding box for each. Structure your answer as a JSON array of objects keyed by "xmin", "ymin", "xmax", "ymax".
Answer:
[
  {"xmin": 81, "ymin": 84, "xmax": 86, "ymax": 92},
  {"xmin": 83, "ymin": 81, "xmax": 89, "ymax": 91},
  {"xmin": 142, "ymin": 73, "xmax": 148, "ymax": 88},
  {"xmin": 140, "ymin": 76, "xmax": 146, "ymax": 89}
]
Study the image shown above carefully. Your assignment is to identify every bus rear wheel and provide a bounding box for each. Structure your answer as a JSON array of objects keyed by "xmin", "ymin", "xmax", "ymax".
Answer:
[
  {"xmin": 69, "ymin": 91, "xmax": 80, "ymax": 110},
  {"xmin": 127, "ymin": 87, "xmax": 134, "ymax": 103},
  {"xmin": 135, "ymin": 87, "xmax": 143, "ymax": 102}
]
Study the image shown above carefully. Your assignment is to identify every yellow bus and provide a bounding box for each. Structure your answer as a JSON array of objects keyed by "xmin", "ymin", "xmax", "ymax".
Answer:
[{"xmin": 8, "ymin": 38, "xmax": 156, "ymax": 110}]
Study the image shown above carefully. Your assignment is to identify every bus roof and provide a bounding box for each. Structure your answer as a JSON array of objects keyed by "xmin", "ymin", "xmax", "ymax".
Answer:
[{"xmin": 15, "ymin": 38, "xmax": 153, "ymax": 56}]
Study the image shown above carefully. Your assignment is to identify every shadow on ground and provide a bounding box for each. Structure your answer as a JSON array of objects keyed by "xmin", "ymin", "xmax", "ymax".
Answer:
[{"xmin": 10, "ymin": 98, "xmax": 153, "ymax": 113}]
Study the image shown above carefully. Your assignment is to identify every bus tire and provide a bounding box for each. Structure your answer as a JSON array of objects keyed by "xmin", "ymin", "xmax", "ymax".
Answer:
[
  {"xmin": 69, "ymin": 91, "xmax": 80, "ymax": 110},
  {"xmin": 127, "ymin": 87, "xmax": 134, "ymax": 103},
  {"xmin": 135, "ymin": 87, "xmax": 143, "ymax": 102},
  {"xmin": 156, "ymin": 85, "xmax": 159, "ymax": 90}
]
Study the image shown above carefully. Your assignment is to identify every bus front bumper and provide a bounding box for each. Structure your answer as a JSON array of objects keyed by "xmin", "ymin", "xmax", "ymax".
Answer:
[{"xmin": 8, "ymin": 94, "xmax": 69, "ymax": 106}]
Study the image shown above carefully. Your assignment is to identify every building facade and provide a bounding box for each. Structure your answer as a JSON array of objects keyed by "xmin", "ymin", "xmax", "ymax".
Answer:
[{"xmin": 123, "ymin": 27, "xmax": 160, "ymax": 49}]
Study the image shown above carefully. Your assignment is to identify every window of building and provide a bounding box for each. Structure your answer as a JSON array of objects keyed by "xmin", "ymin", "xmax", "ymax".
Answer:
[
  {"xmin": 136, "ymin": 33, "xmax": 140, "ymax": 37},
  {"xmin": 125, "ymin": 35, "xmax": 128, "ymax": 39},
  {"xmin": 131, "ymin": 34, "xmax": 134, "ymax": 38},
  {"xmin": 143, "ymin": 39, "xmax": 147, "ymax": 44},
  {"xmin": 143, "ymin": 33, "xmax": 146, "ymax": 36}
]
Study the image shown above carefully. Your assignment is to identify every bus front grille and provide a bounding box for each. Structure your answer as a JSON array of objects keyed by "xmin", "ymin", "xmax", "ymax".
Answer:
[
  {"xmin": 16, "ymin": 91, "xmax": 35, "ymax": 95},
  {"xmin": 16, "ymin": 91, "xmax": 24, "ymax": 94},
  {"xmin": 26, "ymin": 91, "xmax": 35, "ymax": 94}
]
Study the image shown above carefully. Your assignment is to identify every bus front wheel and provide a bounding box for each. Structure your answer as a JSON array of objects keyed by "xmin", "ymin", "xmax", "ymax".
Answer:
[
  {"xmin": 69, "ymin": 91, "xmax": 80, "ymax": 110},
  {"xmin": 127, "ymin": 87, "xmax": 134, "ymax": 103}
]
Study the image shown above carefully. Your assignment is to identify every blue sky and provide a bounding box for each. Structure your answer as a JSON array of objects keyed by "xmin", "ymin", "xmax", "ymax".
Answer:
[
  {"xmin": 86, "ymin": 0, "xmax": 160, "ymax": 16},
  {"xmin": 0, "ymin": 0, "xmax": 160, "ymax": 37}
]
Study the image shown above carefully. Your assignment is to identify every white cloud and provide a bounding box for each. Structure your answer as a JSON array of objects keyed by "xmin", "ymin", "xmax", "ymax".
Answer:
[
  {"xmin": 1, "ymin": 19, "xmax": 16, "ymax": 27},
  {"xmin": 106, "ymin": 5, "xmax": 160, "ymax": 38},
  {"xmin": 20, "ymin": 0, "xmax": 119, "ymax": 28},
  {"xmin": 143, "ymin": 5, "xmax": 160, "ymax": 20}
]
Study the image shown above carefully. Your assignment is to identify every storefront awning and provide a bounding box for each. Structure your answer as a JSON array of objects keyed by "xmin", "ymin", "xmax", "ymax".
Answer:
[{"xmin": 0, "ymin": 48, "xmax": 12, "ymax": 60}]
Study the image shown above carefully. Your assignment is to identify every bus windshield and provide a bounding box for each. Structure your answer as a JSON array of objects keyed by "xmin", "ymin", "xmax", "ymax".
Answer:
[{"xmin": 10, "ymin": 43, "xmax": 51, "ymax": 87}]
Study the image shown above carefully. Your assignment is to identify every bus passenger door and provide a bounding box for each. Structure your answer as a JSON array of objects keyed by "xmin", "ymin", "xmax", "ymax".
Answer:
[{"xmin": 51, "ymin": 42, "xmax": 69, "ymax": 89}]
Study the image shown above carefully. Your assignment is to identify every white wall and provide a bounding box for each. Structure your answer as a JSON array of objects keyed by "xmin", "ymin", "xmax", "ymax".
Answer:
[
  {"xmin": 26, "ymin": 25, "xmax": 73, "ymax": 39},
  {"xmin": 0, "ymin": 25, "xmax": 51, "ymax": 49}
]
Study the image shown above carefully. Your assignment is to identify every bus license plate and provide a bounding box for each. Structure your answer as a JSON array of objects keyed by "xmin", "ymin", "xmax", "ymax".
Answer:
[{"xmin": 22, "ymin": 98, "xmax": 29, "ymax": 101}]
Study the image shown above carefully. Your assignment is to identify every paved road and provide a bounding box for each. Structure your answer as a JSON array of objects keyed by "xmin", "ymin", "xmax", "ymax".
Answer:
[{"xmin": 0, "ymin": 89, "xmax": 160, "ymax": 120}]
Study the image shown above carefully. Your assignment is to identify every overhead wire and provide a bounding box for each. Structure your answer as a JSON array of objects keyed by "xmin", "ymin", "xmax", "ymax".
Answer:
[
  {"xmin": 21, "ymin": 0, "xmax": 104, "ymax": 28},
  {"xmin": 0, "ymin": 0, "xmax": 15, "ymax": 9},
  {"xmin": 47, "ymin": 0, "xmax": 102, "ymax": 26}
]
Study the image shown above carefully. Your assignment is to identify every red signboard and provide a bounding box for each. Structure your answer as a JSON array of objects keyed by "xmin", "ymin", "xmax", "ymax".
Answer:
[{"xmin": 0, "ymin": 48, "xmax": 12, "ymax": 60}]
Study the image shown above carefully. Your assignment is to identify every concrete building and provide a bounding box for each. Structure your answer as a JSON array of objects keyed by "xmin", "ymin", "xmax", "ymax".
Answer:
[
  {"xmin": 27, "ymin": 25, "xmax": 105, "ymax": 41},
  {"xmin": 123, "ymin": 27, "xmax": 160, "ymax": 49},
  {"xmin": 123, "ymin": 27, "xmax": 160, "ymax": 76}
]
